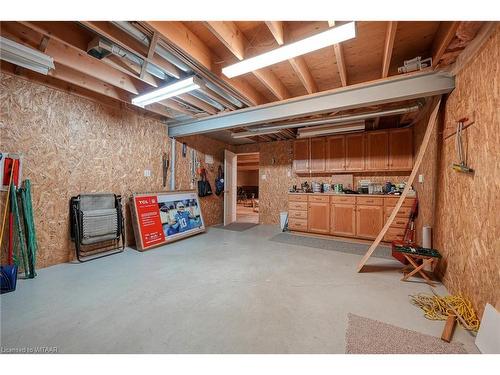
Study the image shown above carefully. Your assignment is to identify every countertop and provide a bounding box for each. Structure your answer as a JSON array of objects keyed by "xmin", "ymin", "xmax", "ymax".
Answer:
[{"xmin": 288, "ymin": 192, "xmax": 414, "ymax": 198}]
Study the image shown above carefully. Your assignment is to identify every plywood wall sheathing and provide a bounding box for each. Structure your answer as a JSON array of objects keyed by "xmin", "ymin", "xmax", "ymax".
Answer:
[
  {"xmin": 0, "ymin": 72, "xmax": 226, "ymax": 269},
  {"xmin": 432, "ymin": 25, "xmax": 500, "ymax": 317}
]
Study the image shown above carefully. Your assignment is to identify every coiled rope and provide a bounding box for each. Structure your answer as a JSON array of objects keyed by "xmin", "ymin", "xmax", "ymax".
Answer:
[{"xmin": 410, "ymin": 292, "xmax": 480, "ymax": 332}]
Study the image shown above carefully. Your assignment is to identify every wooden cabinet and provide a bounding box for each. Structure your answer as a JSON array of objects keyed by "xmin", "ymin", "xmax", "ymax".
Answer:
[
  {"xmin": 356, "ymin": 205, "xmax": 384, "ymax": 239},
  {"xmin": 331, "ymin": 204, "xmax": 356, "ymax": 237},
  {"xmin": 345, "ymin": 134, "xmax": 365, "ymax": 171},
  {"xmin": 389, "ymin": 128, "xmax": 413, "ymax": 170},
  {"xmin": 288, "ymin": 193, "xmax": 415, "ymax": 242},
  {"xmin": 365, "ymin": 130, "xmax": 389, "ymax": 171},
  {"xmin": 308, "ymin": 201, "xmax": 330, "ymax": 234},
  {"xmin": 292, "ymin": 129, "xmax": 413, "ymax": 174},
  {"xmin": 326, "ymin": 135, "xmax": 346, "ymax": 172},
  {"xmin": 293, "ymin": 139, "xmax": 310, "ymax": 173},
  {"xmin": 310, "ymin": 137, "xmax": 326, "ymax": 173},
  {"xmin": 288, "ymin": 194, "xmax": 308, "ymax": 231}
]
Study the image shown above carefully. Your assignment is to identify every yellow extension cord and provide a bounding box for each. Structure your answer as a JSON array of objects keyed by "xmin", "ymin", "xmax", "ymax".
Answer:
[{"xmin": 410, "ymin": 293, "xmax": 480, "ymax": 332}]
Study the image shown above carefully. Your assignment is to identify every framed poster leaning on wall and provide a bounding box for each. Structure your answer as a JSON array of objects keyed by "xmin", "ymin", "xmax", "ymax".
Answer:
[{"xmin": 130, "ymin": 190, "xmax": 205, "ymax": 251}]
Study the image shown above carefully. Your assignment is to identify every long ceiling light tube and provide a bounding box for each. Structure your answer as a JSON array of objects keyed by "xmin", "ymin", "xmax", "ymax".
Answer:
[
  {"xmin": 222, "ymin": 22, "xmax": 356, "ymax": 78},
  {"xmin": 250, "ymin": 104, "xmax": 421, "ymax": 132},
  {"xmin": 0, "ymin": 36, "xmax": 55, "ymax": 75},
  {"xmin": 296, "ymin": 122, "xmax": 365, "ymax": 138},
  {"xmin": 132, "ymin": 76, "xmax": 202, "ymax": 107}
]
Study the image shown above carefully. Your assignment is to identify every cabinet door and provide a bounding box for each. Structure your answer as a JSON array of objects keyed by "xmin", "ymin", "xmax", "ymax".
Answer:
[
  {"xmin": 365, "ymin": 130, "xmax": 389, "ymax": 171},
  {"xmin": 293, "ymin": 139, "xmax": 310, "ymax": 173},
  {"xmin": 330, "ymin": 204, "xmax": 356, "ymax": 237},
  {"xmin": 308, "ymin": 202, "xmax": 330, "ymax": 234},
  {"xmin": 310, "ymin": 137, "xmax": 326, "ymax": 173},
  {"xmin": 356, "ymin": 205, "xmax": 384, "ymax": 239},
  {"xmin": 345, "ymin": 133, "xmax": 365, "ymax": 171},
  {"xmin": 326, "ymin": 135, "xmax": 346, "ymax": 172},
  {"xmin": 389, "ymin": 128, "xmax": 413, "ymax": 170}
]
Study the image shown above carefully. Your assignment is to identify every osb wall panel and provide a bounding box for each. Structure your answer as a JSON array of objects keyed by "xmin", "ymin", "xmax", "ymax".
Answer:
[
  {"xmin": 0, "ymin": 72, "xmax": 169, "ymax": 268},
  {"xmin": 433, "ymin": 25, "xmax": 499, "ymax": 317},
  {"xmin": 175, "ymin": 135, "xmax": 227, "ymax": 227},
  {"xmin": 235, "ymin": 141, "xmax": 410, "ymax": 224},
  {"xmin": 412, "ymin": 101, "xmax": 440, "ymax": 246}
]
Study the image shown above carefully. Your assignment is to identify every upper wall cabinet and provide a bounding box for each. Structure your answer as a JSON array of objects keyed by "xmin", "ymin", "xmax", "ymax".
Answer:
[
  {"xmin": 365, "ymin": 130, "xmax": 389, "ymax": 171},
  {"xmin": 293, "ymin": 139, "xmax": 310, "ymax": 173},
  {"xmin": 310, "ymin": 137, "xmax": 326, "ymax": 173},
  {"xmin": 292, "ymin": 128, "xmax": 413, "ymax": 174},
  {"xmin": 326, "ymin": 135, "xmax": 346, "ymax": 172},
  {"xmin": 389, "ymin": 128, "xmax": 413, "ymax": 170},
  {"xmin": 345, "ymin": 133, "xmax": 365, "ymax": 171}
]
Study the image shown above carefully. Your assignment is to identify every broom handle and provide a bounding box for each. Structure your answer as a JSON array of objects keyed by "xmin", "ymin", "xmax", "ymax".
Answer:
[{"xmin": 0, "ymin": 159, "xmax": 16, "ymax": 249}]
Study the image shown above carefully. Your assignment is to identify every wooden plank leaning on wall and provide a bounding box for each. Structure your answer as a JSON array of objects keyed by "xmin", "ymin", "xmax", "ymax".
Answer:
[{"xmin": 357, "ymin": 97, "xmax": 442, "ymax": 272}]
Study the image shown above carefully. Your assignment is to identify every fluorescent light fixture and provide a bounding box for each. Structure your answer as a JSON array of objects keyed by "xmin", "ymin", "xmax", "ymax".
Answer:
[
  {"xmin": 0, "ymin": 36, "xmax": 55, "ymax": 75},
  {"xmin": 297, "ymin": 122, "xmax": 365, "ymax": 138},
  {"xmin": 222, "ymin": 22, "xmax": 356, "ymax": 78},
  {"xmin": 132, "ymin": 76, "xmax": 202, "ymax": 107},
  {"xmin": 232, "ymin": 129, "xmax": 281, "ymax": 139}
]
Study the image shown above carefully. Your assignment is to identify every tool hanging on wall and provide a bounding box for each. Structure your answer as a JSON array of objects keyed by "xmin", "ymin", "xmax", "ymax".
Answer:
[
  {"xmin": 452, "ymin": 119, "xmax": 474, "ymax": 174},
  {"xmin": 162, "ymin": 152, "xmax": 169, "ymax": 188}
]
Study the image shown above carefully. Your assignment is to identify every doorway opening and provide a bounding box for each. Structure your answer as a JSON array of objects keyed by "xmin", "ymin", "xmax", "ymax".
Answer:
[{"xmin": 236, "ymin": 152, "xmax": 259, "ymax": 224}]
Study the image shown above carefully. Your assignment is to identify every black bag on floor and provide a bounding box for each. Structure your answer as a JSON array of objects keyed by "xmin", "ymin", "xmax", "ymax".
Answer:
[{"xmin": 198, "ymin": 169, "xmax": 213, "ymax": 197}]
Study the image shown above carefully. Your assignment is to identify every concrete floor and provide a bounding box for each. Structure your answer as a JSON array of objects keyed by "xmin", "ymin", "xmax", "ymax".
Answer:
[{"xmin": 0, "ymin": 225, "xmax": 478, "ymax": 354}]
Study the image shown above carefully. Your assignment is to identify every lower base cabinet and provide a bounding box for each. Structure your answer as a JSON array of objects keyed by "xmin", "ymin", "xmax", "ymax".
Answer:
[
  {"xmin": 307, "ymin": 202, "xmax": 330, "ymax": 234},
  {"xmin": 331, "ymin": 204, "xmax": 356, "ymax": 237},
  {"xmin": 355, "ymin": 205, "xmax": 384, "ymax": 239},
  {"xmin": 289, "ymin": 194, "xmax": 414, "ymax": 243}
]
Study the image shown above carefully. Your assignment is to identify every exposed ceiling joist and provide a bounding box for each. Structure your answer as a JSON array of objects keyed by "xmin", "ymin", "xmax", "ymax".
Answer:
[
  {"xmin": 205, "ymin": 21, "xmax": 291, "ymax": 101},
  {"xmin": 79, "ymin": 21, "xmax": 182, "ymax": 82},
  {"xmin": 288, "ymin": 56, "xmax": 318, "ymax": 94},
  {"xmin": 178, "ymin": 93, "xmax": 218, "ymax": 115},
  {"xmin": 2, "ymin": 22, "xmax": 145, "ymax": 95},
  {"xmin": 328, "ymin": 21, "xmax": 348, "ymax": 87},
  {"xmin": 168, "ymin": 71, "xmax": 455, "ymax": 137},
  {"xmin": 264, "ymin": 21, "xmax": 317, "ymax": 95},
  {"xmin": 252, "ymin": 68, "xmax": 290, "ymax": 100},
  {"xmin": 432, "ymin": 21, "xmax": 460, "ymax": 67},
  {"xmin": 382, "ymin": 21, "xmax": 398, "ymax": 78},
  {"xmin": 159, "ymin": 99, "xmax": 196, "ymax": 117},
  {"xmin": 265, "ymin": 21, "xmax": 284, "ymax": 45},
  {"xmin": 145, "ymin": 21, "xmax": 264, "ymax": 106}
]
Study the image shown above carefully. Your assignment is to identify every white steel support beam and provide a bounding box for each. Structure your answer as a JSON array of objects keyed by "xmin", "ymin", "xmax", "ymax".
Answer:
[{"xmin": 168, "ymin": 71, "xmax": 455, "ymax": 137}]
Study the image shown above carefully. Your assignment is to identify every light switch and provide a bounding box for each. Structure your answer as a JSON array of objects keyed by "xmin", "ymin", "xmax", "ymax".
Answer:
[
  {"xmin": 418, "ymin": 174, "xmax": 424, "ymax": 183},
  {"xmin": 144, "ymin": 169, "xmax": 151, "ymax": 177},
  {"xmin": 287, "ymin": 170, "xmax": 291, "ymax": 177},
  {"xmin": 262, "ymin": 174, "xmax": 267, "ymax": 180}
]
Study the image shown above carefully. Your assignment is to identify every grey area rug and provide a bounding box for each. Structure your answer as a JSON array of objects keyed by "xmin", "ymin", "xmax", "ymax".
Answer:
[
  {"xmin": 345, "ymin": 313, "xmax": 468, "ymax": 354},
  {"xmin": 270, "ymin": 232, "xmax": 392, "ymax": 259},
  {"xmin": 215, "ymin": 222, "xmax": 259, "ymax": 232}
]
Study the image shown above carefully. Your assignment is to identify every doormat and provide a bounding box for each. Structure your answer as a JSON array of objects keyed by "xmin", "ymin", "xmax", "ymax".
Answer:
[
  {"xmin": 215, "ymin": 222, "xmax": 259, "ymax": 232},
  {"xmin": 269, "ymin": 232, "xmax": 392, "ymax": 259},
  {"xmin": 345, "ymin": 313, "xmax": 468, "ymax": 354}
]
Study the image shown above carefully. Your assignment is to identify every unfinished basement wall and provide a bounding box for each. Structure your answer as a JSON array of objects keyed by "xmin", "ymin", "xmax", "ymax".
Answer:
[
  {"xmin": 432, "ymin": 25, "xmax": 499, "ymax": 316},
  {"xmin": 174, "ymin": 135, "xmax": 227, "ymax": 227},
  {"xmin": 0, "ymin": 72, "xmax": 226, "ymax": 269}
]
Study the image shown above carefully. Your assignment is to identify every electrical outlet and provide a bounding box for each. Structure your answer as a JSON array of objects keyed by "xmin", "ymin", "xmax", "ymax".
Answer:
[
  {"xmin": 144, "ymin": 169, "xmax": 151, "ymax": 177},
  {"xmin": 418, "ymin": 174, "xmax": 424, "ymax": 183}
]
